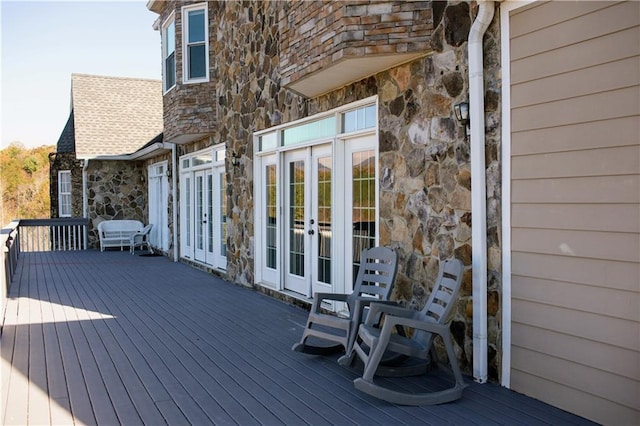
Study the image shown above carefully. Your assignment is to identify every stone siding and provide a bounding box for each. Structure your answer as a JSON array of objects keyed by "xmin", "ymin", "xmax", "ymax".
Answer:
[
  {"xmin": 49, "ymin": 152, "xmax": 84, "ymax": 218},
  {"xmin": 279, "ymin": 1, "xmax": 434, "ymax": 87},
  {"xmin": 160, "ymin": 1, "xmax": 218, "ymax": 142},
  {"xmin": 210, "ymin": 1, "xmax": 308, "ymax": 286},
  {"xmin": 86, "ymin": 160, "xmax": 147, "ymax": 248},
  {"xmin": 154, "ymin": 0, "xmax": 502, "ymax": 381}
]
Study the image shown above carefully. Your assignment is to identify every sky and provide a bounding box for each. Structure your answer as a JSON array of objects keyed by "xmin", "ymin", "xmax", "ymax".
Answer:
[{"xmin": 0, "ymin": 0, "xmax": 161, "ymax": 149}]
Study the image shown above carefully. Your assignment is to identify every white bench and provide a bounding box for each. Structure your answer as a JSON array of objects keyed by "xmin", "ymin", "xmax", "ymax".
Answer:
[{"xmin": 97, "ymin": 220, "xmax": 144, "ymax": 251}]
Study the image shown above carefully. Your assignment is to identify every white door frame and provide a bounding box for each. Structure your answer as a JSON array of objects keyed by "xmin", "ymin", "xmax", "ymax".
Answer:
[
  {"xmin": 283, "ymin": 148, "xmax": 311, "ymax": 295},
  {"xmin": 310, "ymin": 144, "xmax": 334, "ymax": 298},
  {"xmin": 211, "ymin": 166, "xmax": 227, "ymax": 270},
  {"xmin": 193, "ymin": 169, "xmax": 211, "ymax": 264},
  {"xmin": 148, "ymin": 161, "xmax": 169, "ymax": 251}
]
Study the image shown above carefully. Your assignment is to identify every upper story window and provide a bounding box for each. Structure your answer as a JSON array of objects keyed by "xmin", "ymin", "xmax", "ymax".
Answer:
[
  {"xmin": 162, "ymin": 13, "xmax": 176, "ymax": 92},
  {"xmin": 58, "ymin": 170, "xmax": 72, "ymax": 217},
  {"xmin": 182, "ymin": 3, "xmax": 208, "ymax": 83}
]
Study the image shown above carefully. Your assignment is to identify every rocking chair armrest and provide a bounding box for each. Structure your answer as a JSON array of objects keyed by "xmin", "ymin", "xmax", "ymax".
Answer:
[
  {"xmin": 383, "ymin": 315, "xmax": 449, "ymax": 337},
  {"xmin": 365, "ymin": 303, "xmax": 415, "ymax": 326},
  {"xmin": 353, "ymin": 297, "xmax": 395, "ymax": 311},
  {"xmin": 311, "ymin": 292, "xmax": 349, "ymax": 313}
]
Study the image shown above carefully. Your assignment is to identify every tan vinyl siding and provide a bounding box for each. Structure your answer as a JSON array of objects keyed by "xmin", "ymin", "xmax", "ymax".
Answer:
[{"xmin": 509, "ymin": 1, "xmax": 640, "ymax": 424}]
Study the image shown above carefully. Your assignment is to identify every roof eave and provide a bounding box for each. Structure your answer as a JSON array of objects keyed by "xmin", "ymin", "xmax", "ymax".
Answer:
[
  {"xmin": 76, "ymin": 142, "xmax": 172, "ymax": 161},
  {"xmin": 146, "ymin": 0, "xmax": 163, "ymax": 14}
]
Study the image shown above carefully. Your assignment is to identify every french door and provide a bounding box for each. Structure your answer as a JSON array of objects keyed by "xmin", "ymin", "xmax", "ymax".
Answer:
[
  {"xmin": 254, "ymin": 99, "xmax": 379, "ymax": 306},
  {"xmin": 283, "ymin": 145, "xmax": 333, "ymax": 297},
  {"xmin": 180, "ymin": 148, "xmax": 226, "ymax": 270},
  {"xmin": 193, "ymin": 170, "xmax": 212, "ymax": 263},
  {"xmin": 344, "ymin": 136, "xmax": 377, "ymax": 293},
  {"xmin": 148, "ymin": 162, "xmax": 169, "ymax": 252}
]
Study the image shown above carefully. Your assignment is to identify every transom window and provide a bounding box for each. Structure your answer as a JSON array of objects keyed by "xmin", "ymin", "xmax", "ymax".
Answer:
[
  {"xmin": 182, "ymin": 3, "xmax": 208, "ymax": 83},
  {"xmin": 257, "ymin": 102, "xmax": 377, "ymax": 153}
]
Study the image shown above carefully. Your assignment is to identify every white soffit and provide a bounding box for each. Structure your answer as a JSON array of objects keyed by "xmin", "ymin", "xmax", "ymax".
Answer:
[
  {"xmin": 287, "ymin": 53, "xmax": 427, "ymax": 98},
  {"xmin": 170, "ymin": 133, "xmax": 210, "ymax": 145}
]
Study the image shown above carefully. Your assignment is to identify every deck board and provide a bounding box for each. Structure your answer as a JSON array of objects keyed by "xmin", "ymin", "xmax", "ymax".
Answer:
[{"xmin": 1, "ymin": 250, "xmax": 598, "ymax": 425}]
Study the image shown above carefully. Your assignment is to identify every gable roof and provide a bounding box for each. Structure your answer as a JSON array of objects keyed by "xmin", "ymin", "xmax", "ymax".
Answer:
[
  {"xmin": 69, "ymin": 74, "xmax": 163, "ymax": 158},
  {"xmin": 56, "ymin": 110, "xmax": 76, "ymax": 153}
]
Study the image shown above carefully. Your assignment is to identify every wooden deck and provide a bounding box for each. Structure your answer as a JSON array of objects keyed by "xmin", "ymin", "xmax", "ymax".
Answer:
[{"xmin": 1, "ymin": 250, "xmax": 595, "ymax": 425}]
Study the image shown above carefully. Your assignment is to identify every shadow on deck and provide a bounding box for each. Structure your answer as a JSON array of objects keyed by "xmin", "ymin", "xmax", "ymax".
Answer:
[{"xmin": 1, "ymin": 250, "xmax": 594, "ymax": 425}]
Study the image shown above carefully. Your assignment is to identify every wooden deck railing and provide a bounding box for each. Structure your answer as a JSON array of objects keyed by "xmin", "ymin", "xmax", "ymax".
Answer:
[
  {"xmin": 1, "ymin": 217, "xmax": 89, "ymax": 320},
  {"xmin": 17, "ymin": 218, "xmax": 89, "ymax": 252}
]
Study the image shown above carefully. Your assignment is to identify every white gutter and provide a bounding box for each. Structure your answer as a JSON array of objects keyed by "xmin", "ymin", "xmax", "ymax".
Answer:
[
  {"xmin": 469, "ymin": 0, "xmax": 495, "ymax": 384},
  {"xmin": 171, "ymin": 143, "xmax": 178, "ymax": 262}
]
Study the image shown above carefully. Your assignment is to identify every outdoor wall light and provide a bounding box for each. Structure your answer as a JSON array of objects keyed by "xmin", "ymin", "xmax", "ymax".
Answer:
[
  {"xmin": 454, "ymin": 102, "xmax": 470, "ymax": 136},
  {"xmin": 454, "ymin": 102, "xmax": 469, "ymax": 125},
  {"xmin": 231, "ymin": 153, "xmax": 241, "ymax": 167},
  {"xmin": 166, "ymin": 168, "xmax": 172, "ymax": 178}
]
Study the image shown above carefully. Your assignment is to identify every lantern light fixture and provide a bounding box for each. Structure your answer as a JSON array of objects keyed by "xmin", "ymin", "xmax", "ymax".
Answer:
[{"xmin": 454, "ymin": 102, "xmax": 470, "ymax": 137}]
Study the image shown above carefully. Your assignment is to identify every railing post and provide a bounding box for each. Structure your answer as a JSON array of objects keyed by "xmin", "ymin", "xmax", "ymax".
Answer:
[{"xmin": 1, "ymin": 220, "xmax": 20, "ymax": 323}]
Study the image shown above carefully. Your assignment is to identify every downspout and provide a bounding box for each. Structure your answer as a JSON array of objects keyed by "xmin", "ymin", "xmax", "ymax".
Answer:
[
  {"xmin": 171, "ymin": 143, "xmax": 178, "ymax": 262},
  {"xmin": 469, "ymin": 0, "xmax": 494, "ymax": 384}
]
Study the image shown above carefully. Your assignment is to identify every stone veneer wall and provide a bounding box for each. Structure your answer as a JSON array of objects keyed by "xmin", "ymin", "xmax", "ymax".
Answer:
[
  {"xmin": 86, "ymin": 160, "xmax": 147, "ymax": 248},
  {"xmin": 49, "ymin": 152, "xmax": 84, "ymax": 218},
  {"xmin": 161, "ymin": 1, "xmax": 218, "ymax": 142},
  {"xmin": 305, "ymin": 2, "xmax": 501, "ymax": 377},
  {"xmin": 157, "ymin": 0, "xmax": 502, "ymax": 381},
  {"xmin": 279, "ymin": 1, "xmax": 433, "ymax": 87}
]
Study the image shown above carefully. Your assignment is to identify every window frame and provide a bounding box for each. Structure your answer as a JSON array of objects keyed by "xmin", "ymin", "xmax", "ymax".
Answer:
[
  {"xmin": 181, "ymin": 3, "xmax": 209, "ymax": 84},
  {"xmin": 161, "ymin": 12, "xmax": 176, "ymax": 93},
  {"xmin": 58, "ymin": 170, "xmax": 72, "ymax": 217}
]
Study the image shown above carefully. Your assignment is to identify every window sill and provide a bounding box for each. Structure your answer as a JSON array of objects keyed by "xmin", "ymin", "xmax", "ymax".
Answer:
[{"xmin": 183, "ymin": 77, "xmax": 209, "ymax": 85}]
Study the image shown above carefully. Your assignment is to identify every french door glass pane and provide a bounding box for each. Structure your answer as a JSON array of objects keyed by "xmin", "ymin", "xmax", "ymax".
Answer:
[
  {"xmin": 196, "ymin": 176, "xmax": 204, "ymax": 250},
  {"xmin": 352, "ymin": 150, "xmax": 376, "ymax": 282},
  {"xmin": 289, "ymin": 161, "xmax": 305, "ymax": 277},
  {"xmin": 317, "ymin": 156, "xmax": 332, "ymax": 284},
  {"xmin": 207, "ymin": 174, "xmax": 213, "ymax": 254},
  {"xmin": 185, "ymin": 176, "xmax": 191, "ymax": 247},
  {"xmin": 266, "ymin": 165, "xmax": 277, "ymax": 269}
]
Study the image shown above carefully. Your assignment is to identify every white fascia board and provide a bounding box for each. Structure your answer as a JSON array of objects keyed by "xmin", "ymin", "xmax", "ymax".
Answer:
[{"xmin": 76, "ymin": 143, "xmax": 172, "ymax": 161}]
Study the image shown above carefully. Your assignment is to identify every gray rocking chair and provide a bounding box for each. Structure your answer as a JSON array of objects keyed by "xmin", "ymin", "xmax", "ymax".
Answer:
[
  {"xmin": 350, "ymin": 258, "xmax": 465, "ymax": 405},
  {"xmin": 292, "ymin": 246, "xmax": 398, "ymax": 357}
]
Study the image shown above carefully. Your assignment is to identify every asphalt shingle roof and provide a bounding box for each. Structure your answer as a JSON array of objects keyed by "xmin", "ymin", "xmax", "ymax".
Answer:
[
  {"xmin": 70, "ymin": 74, "xmax": 163, "ymax": 157},
  {"xmin": 56, "ymin": 110, "xmax": 76, "ymax": 153}
]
